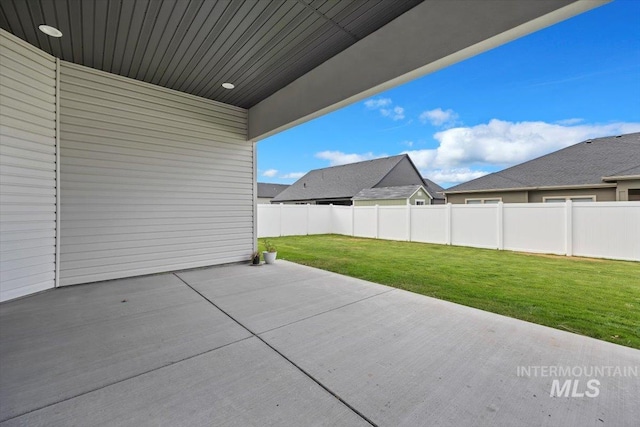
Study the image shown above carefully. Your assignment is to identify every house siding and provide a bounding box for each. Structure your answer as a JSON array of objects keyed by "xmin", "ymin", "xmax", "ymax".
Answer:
[
  {"xmin": 527, "ymin": 187, "xmax": 615, "ymax": 202},
  {"xmin": 354, "ymin": 199, "xmax": 406, "ymax": 206},
  {"xmin": 58, "ymin": 62, "xmax": 252, "ymax": 286},
  {"xmin": 0, "ymin": 30, "xmax": 58, "ymax": 301},
  {"xmin": 446, "ymin": 191, "xmax": 528, "ymax": 204},
  {"xmin": 615, "ymin": 179, "xmax": 640, "ymax": 201}
]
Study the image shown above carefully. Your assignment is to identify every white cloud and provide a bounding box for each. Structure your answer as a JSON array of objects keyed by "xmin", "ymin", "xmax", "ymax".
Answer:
[
  {"xmin": 262, "ymin": 169, "xmax": 278, "ymax": 177},
  {"xmin": 364, "ymin": 98, "xmax": 392, "ymax": 109},
  {"xmin": 380, "ymin": 106, "xmax": 405, "ymax": 121},
  {"xmin": 401, "ymin": 140, "xmax": 414, "ymax": 148},
  {"xmin": 405, "ymin": 119, "xmax": 640, "ymax": 171},
  {"xmin": 280, "ymin": 172, "xmax": 305, "ymax": 179},
  {"xmin": 555, "ymin": 118, "xmax": 584, "ymax": 125},
  {"xmin": 419, "ymin": 108, "xmax": 459, "ymax": 127},
  {"xmin": 365, "ymin": 98, "xmax": 405, "ymax": 121},
  {"xmin": 315, "ymin": 150, "xmax": 386, "ymax": 166},
  {"xmin": 424, "ymin": 168, "xmax": 489, "ymax": 185}
]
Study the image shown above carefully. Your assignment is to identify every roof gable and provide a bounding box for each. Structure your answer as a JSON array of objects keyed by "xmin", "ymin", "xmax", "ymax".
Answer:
[
  {"xmin": 257, "ymin": 183, "xmax": 289, "ymax": 198},
  {"xmin": 353, "ymin": 185, "xmax": 426, "ymax": 200},
  {"xmin": 273, "ymin": 155, "xmax": 408, "ymax": 202}
]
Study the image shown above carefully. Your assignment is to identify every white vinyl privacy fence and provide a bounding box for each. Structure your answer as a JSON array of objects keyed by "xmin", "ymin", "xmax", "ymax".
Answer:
[{"xmin": 258, "ymin": 202, "xmax": 640, "ymax": 262}]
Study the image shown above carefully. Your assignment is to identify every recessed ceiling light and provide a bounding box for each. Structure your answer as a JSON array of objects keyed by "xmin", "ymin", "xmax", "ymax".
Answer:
[
  {"xmin": 39, "ymin": 25, "xmax": 62, "ymax": 37},
  {"xmin": 222, "ymin": 82, "xmax": 235, "ymax": 90}
]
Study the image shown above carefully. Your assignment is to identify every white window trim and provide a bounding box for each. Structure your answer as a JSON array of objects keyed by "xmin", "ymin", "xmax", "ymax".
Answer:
[
  {"xmin": 542, "ymin": 195, "xmax": 596, "ymax": 203},
  {"xmin": 465, "ymin": 197, "xmax": 502, "ymax": 204},
  {"xmin": 415, "ymin": 199, "xmax": 426, "ymax": 205}
]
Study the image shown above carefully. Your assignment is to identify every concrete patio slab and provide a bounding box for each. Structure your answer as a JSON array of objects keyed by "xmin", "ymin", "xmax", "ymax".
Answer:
[
  {"xmin": 175, "ymin": 261, "xmax": 333, "ymax": 299},
  {"xmin": 2, "ymin": 337, "xmax": 369, "ymax": 427},
  {"xmin": 0, "ymin": 273, "xmax": 251, "ymax": 422},
  {"xmin": 260, "ymin": 271, "xmax": 640, "ymax": 426},
  {"xmin": 1, "ymin": 260, "xmax": 638, "ymax": 426},
  {"xmin": 182, "ymin": 265, "xmax": 391, "ymax": 333}
]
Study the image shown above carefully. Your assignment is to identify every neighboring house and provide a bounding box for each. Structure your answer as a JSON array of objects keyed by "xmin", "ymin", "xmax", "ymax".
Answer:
[
  {"xmin": 257, "ymin": 183, "xmax": 289, "ymax": 204},
  {"xmin": 422, "ymin": 178, "xmax": 446, "ymax": 204},
  {"xmin": 444, "ymin": 133, "xmax": 640, "ymax": 204},
  {"xmin": 353, "ymin": 185, "xmax": 431, "ymax": 206},
  {"xmin": 272, "ymin": 154, "xmax": 443, "ymax": 205}
]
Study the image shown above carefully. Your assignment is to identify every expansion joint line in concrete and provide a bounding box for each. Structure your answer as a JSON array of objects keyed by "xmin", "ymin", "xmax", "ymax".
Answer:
[{"xmin": 173, "ymin": 273, "xmax": 379, "ymax": 427}]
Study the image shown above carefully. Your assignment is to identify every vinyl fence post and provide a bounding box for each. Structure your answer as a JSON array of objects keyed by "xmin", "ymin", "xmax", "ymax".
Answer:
[
  {"xmin": 565, "ymin": 200, "xmax": 573, "ymax": 256},
  {"xmin": 329, "ymin": 204, "xmax": 333, "ymax": 235},
  {"xmin": 497, "ymin": 201, "xmax": 504, "ymax": 250},
  {"xmin": 375, "ymin": 204, "xmax": 380, "ymax": 239},
  {"xmin": 306, "ymin": 203, "xmax": 310, "ymax": 235},
  {"xmin": 446, "ymin": 203, "xmax": 452, "ymax": 245},
  {"xmin": 351, "ymin": 204, "xmax": 355, "ymax": 236},
  {"xmin": 279, "ymin": 203, "xmax": 283, "ymax": 237},
  {"xmin": 406, "ymin": 202, "xmax": 412, "ymax": 242}
]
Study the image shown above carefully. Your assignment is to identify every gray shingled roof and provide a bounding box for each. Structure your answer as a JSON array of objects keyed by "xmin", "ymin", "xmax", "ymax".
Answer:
[
  {"xmin": 353, "ymin": 185, "xmax": 424, "ymax": 200},
  {"xmin": 272, "ymin": 155, "xmax": 407, "ymax": 202},
  {"xmin": 422, "ymin": 178, "xmax": 445, "ymax": 199},
  {"xmin": 445, "ymin": 133, "xmax": 640, "ymax": 193},
  {"xmin": 257, "ymin": 183, "xmax": 289, "ymax": 198},
  {"xmin": 604, "ymin": 163, "xmax": 640, "ymax": 179}
]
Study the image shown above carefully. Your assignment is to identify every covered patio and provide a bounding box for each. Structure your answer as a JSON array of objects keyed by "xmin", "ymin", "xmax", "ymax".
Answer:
[{"xmin": 2, "ymin": 261, "xmax": 637, "ymax": 425}]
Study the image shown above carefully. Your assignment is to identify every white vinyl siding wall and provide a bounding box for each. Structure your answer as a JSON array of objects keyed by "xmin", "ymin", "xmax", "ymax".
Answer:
[
  {"xmin": 59, "ymin": 62, "xmax": 252, "ymax": 286},
  {"xmin": 0, "ymin": 31, "xmax": 58, "ymax": 301}
]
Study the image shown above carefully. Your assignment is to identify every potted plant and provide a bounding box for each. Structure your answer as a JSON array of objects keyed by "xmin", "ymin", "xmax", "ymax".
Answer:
[
  {"xmin": 251, "ymin": 251, "xmax": 261, "ymax": 265},
  {"xmin": 262, "ymin": 240, "xmax": 277, "ymax": 264}
]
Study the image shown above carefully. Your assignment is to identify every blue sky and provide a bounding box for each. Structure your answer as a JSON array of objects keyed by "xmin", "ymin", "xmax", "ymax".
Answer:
[{"xmin": 257, "ymin": 0, "xmax": 640, "ymax": 188}]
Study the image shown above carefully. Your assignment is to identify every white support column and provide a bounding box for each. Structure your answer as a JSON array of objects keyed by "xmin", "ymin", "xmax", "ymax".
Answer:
[
  {"xmin": 497, "ymin": 201, "xmax": 504, "ymax": 250},
  {"xmin": 565, "ymin": 200, "xmax": 573, "ymax": 256},
  {"xmin": 446, "ymin": 203, "xmax": 452, "ymax": 245}
]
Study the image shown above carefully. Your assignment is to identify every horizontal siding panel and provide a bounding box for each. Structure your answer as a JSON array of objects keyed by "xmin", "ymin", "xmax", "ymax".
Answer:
[
  {"xmin": 61, "ymin": 95, "xmax": 247, "ymax": 132},
  {"xmin": 1, "ymin": 86, "xmax": 57, "ymax": 114},
  {"xmin": 61, "ymin": 222, "xmax": 252, "ymax": 237},
  {"xmin": 0, "ymin": 50, "xmax": 56, "ymax": 79},
  {"xmin": 61, "ymin": 64, "xmax": 247, "ymax": 121},
  {"xmin": 60, "ymin": 142, "xmax": 251, "ymax": 169},
  {"xmin": 62, "ymin": 229, "xmax": 249, "ymax": 249},
  {"xmin": 0, "ymin": 114, "xmax": 56, "ymax": 138},
  {"xmin": 61, "ymin": 122, "xmax": 249, "ymax": 151},
  {"xmin": 61, "ymin": 239, "xmax": 252, "ymax": 264},
  {"xmin": 61, "ymin": 109, "xmax": 246, "ymax": 143},
  {"xmin": 0, "ymin": 35, "xmax": 57, "ymax": 68},
  {"xmin": 1, "ymin": 124, "xmax": 56, "ymax": 145},
  {"xmin": 60, "ymin": 62, "xmax": 252, "ymax": 285},
  {"xmin": 0, "ymin": 145, "xmax": 56, "ymax": 164},
  {"xmin": 2, "ymin": 246, "xmax": 55, "ymax": 261},
  {"xmin": 0, "ymin": 65, "xmax": 56, "ymax": 96},
  {"xmin": 0, "ymin": 72, "xmax": 56, "ymax": 104},
  {"xmin": 0, "ymin": 32, "xmax": 57, "ymax": 302},
  {"xmin": 62, "ymin": 244, "xmax": 251, "ymax": 273},
  {"xmin": 0, "ymin": 134, "xmax": 57, "ymax": 155},
  {"xmin": 60, "ymin": 132, "xmax": 252, "ymax": 160},
  {"xmin": 1, "ymin": 229, "xmax": 56, "ymax": 241},
  {"xmin": 1, "ymin": 262, "xmax": 55, "ymax": 282},
  {"xmin": 61, "ymin": 253, "xmax": 248, "ymax": 287},
  {"xmin": 1, "ymin": 237, "xmax": 56, "ymax": 252}
]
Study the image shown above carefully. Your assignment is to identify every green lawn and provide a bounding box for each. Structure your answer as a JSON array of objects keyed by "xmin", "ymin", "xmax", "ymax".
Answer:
[{"xmin": 259, "ymin": 235, "xmax": 640, "ymax": 349}]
